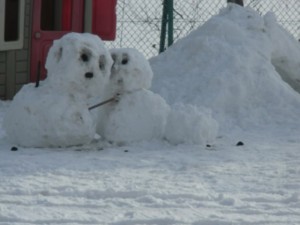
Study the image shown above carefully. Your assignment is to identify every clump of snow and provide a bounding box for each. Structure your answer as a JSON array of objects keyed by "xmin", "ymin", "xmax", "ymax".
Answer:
[
  {"xmin": 4, "ymin": 33, "xmax": 112, "ymax": 147},
  {"xmin": 150, "ymin": 4, "xmax": 300, "ymax": 134},
  {"xmin": 96, "ymin": 48, "xmax": 170, "ymax": 145},
  {"xmin": 264, "ymin": 12, "xmax": 300, "ymax": 93},
  {"xmin": 165, "ymin": 103, "xmax": 219, "ymax": 145}
]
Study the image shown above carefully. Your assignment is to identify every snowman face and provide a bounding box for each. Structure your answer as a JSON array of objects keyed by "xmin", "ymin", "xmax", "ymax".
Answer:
[
  {"xmin": 45, "ymin": 33, "xmax": 113, "ymax": 98},
  {"xmin": 109, "ymin": 48, "xmax": 153, "ymax": 93}
]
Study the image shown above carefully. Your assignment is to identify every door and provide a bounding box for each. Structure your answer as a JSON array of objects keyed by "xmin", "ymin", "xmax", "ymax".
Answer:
[{"xmin": 30, "ymin": 0, "xmax": 84, "ymax": 82}]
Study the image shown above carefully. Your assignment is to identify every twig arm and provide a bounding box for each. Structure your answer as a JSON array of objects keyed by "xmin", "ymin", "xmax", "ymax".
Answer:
[
  {"xmin": 88, "ymin": 97, "xmax": 115, "ymax": 111},
  {"xmin": 88, "ymin": 94, "xmax": 121, "ymax": 111}
]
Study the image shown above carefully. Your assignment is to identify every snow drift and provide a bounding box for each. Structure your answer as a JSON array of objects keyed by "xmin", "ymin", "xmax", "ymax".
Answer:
[{"xmin": 151, "ymin": 4, "xmax": 300, "ymax": 133}]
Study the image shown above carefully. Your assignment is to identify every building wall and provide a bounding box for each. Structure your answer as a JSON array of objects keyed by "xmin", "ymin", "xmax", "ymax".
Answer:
[
  {"xmin": 0, "ymin": 49, "xmax": 6, "ymax": 98},
  {"xmin": 0, "ymin": 0, "xmax": 32, "ymax": 100}
]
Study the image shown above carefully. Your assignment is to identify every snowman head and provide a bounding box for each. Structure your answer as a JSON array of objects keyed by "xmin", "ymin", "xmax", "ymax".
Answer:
[
  {"xmin": 109, "ymin": 48, "xmax": 153, "ymax": 94},
  {"xmin": 45, "ymin": 32, "xmax": 113, "ymax": 98}
]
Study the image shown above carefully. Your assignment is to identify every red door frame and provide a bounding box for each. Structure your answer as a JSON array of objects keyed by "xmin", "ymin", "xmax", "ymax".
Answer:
[
  {"xmin": 30, "ymin": 0, "xmax": 84, "ymax": 82},
  {"xmin": 92, "ymin": 0, "xmax": 117, "ymax": 40}
]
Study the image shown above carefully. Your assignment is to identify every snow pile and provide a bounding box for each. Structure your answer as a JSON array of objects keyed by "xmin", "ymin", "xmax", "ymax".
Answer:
[
  {"xmin": 4, "ymin": 33, "xmax": 113, "ymax": 147},
  {"xmin": 97, "ymin": 48, "xmax": 170, "ymax": 145},
  {"xmin": 165, "ymin": 103, "xmax": 219, "ymax": 145},
  {"xmin": 151, "ymin": 4, "xmax": 300, "ymax": 133}
]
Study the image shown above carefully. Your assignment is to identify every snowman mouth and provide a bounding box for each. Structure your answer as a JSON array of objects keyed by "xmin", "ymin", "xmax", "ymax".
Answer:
[
  {"xmin": 85, "ymin": 72, "xmax": 94, "ymax": 79},
  {"xmin": 117, "ymin": 79, "xmax": 123, "ymax": 84}
]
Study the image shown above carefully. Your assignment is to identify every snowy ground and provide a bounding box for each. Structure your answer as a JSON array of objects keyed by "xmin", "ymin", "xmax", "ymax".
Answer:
[
  {"xmin": 1, "ymin": 123, "xmax": 300, "ymax": 225},
  {"xmin": 1, "ymin": 4, "xmax": 300, "ymax": 225}
]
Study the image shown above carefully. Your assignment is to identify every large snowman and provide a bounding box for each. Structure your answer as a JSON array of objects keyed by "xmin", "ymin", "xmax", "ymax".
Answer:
[
  {"xmin": 4, "ymin": 33, "xmax": 113, "ymax": 148},
  {"xmin": 96, "ymin": 48, "xmax": 170, "ymax": 145}
]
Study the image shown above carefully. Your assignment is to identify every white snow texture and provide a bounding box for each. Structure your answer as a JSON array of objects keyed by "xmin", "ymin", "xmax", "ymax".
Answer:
[{"xmin": 165, "ymin": 103, "xmax": 219, "ymax": 145}]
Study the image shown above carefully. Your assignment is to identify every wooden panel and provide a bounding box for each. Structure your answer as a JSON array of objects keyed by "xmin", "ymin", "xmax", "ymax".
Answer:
[
  {"xmin": 0, "ymin": 0, "xmax": 33, "ymax": 99},
  {"xmin": 0, "ymin": 74, "xmax": 5, "ymax": 84},
  {"xmin": 6, "ymin": 51, "xmax": 16, "ymax": 99},
  {"xmin": 0, "ymin": 53, "xmax": 5, "ymax": 62},
  {"xmin": 15, "ymin": 84, "xmax": 23, "ymax": 94},
  {"xmin": 16, "ymin": 61, "xmax": 27, "ymax": 72},
  {"xmin": 0, "ymin": 62, "xmax": 5, "ymax": 73},
  {"xmin": 16, "ymin": 72, "xmax": 28, "ymax": 84},
  {"xmin": 0, "ymin": 85, "xmax": 5, "ymax": 98},
  {"xmin": 16, "ymin": 50, "xmax": 28, "ymax": 61}
]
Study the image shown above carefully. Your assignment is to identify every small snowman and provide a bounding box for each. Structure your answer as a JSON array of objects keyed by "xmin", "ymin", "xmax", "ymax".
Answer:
[{"xmin": 96, "ymin": 48, "xmax": 170, "ymax": 145}]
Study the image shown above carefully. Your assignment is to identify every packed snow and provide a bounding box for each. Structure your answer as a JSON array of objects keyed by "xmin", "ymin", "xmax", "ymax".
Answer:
[{"xmin": 0, "ymin": 4, "xmax": 300, "ymax": 225}]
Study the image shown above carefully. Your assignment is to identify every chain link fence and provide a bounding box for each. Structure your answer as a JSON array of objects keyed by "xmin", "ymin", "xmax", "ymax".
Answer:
[{"xmin": 105, "ymin": 0, "xmax": 300, "ymax": 58}]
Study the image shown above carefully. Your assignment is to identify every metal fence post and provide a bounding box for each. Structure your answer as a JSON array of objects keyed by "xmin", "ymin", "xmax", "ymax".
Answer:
[
  {"xmin": 159, "ymin": 0, "xmax": 168, "ymax": 53},
  {"xmin": 159, "ymin": 0, "xmax": 174, "ymax": 53},
  {"xmin": 227, "ymin": 0, "xmax": 244, "ymax": 6},
  {"xmin": 167, "ymin": 0, "xmax": 174, "ymax": 47}
]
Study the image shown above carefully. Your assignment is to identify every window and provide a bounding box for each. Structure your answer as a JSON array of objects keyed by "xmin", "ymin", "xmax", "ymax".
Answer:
[{"xmin": 0, "ymin": 0, "xmax": 25, "ymax": 50}]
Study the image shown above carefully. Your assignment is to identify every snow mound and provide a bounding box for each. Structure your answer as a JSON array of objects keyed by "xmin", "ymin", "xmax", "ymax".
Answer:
[
  {"xmin": 165, "ymin": 103, "xmax": 219, "ymax": 145},
  {"xmin": 150, "ymin": 4, "xmax": 300, "ymax": 133}
]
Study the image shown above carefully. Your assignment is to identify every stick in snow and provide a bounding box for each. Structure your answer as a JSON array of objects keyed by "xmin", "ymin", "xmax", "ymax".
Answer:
[{"xmin": 88, "ymin": 94, "xmax": 120, "ymax": 111}]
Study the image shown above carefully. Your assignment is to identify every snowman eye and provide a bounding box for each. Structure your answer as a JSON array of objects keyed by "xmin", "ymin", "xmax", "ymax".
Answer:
[
  {"xmin": 81, "ymin": 53, "xmax": 89, "ymax": 62},
  {"xmin": 121, "ymin": 53, "xmax": 129, "ymax": 65},
  {"xmin": 99, "ymin": 61, "xmax": 105, "ymax": 70},
  {"xmin": 111, "ymin": 54, "xmax": 117, "ymax": 62},
  {"xmin": 99, "ymin": 55, "xmax": 106, "ymax": 71},
  {"xmin": 55, "ymin": 47, "xmax": 63, "ymax": 63},
  {"xmin": 80, "ymin": 49, "xmax": 92, "ymax": 62}
]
